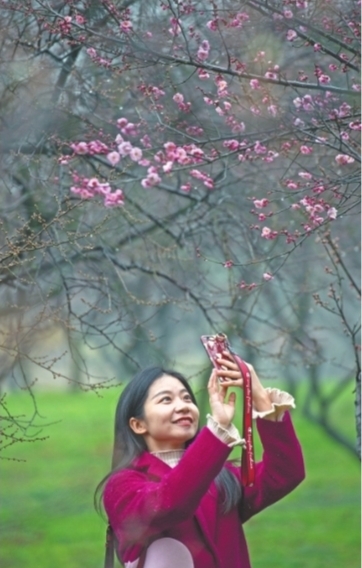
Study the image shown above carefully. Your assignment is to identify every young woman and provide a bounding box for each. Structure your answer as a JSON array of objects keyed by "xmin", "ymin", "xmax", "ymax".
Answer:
[{"xmin": 98, "ymin": 354, "xmax": 305, "ymax": 568}]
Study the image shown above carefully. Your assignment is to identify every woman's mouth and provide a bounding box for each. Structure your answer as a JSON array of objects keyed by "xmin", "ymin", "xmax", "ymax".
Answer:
[{"xmin": 173, "ymin": 417, "xmax": 193, "ymax": 426}]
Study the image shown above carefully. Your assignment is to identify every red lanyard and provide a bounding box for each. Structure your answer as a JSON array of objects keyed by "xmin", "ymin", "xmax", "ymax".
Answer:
[{"xmin": 233, "ymin": 355, "xmax": 255, "ymax": 486}]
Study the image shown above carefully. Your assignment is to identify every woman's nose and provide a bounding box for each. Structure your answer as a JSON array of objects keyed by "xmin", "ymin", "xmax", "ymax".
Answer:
[{"xmin": 174, "ymin": 399, "xmax": 189, "ymax": 412}]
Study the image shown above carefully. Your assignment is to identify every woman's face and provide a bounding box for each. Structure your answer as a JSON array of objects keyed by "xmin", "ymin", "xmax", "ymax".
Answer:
[{"xmin": 130, "ymin": 375, "xmax": 200, "ymax": 452}]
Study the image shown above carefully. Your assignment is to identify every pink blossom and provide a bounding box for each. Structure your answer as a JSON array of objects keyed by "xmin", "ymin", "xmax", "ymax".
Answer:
[
  {"xmin": 223, "ymin": 102, "xmax": 232, "ymax": 111},
  {"xmin": 206, "ymin": 19, "xmax": 218, "ymax": 31},
  {"xmin": 294, "ymin": 118, "xmax": 305, "ymax": 127},
  {"xmin": 203, "ymin": 97, "xmax": 214, "ymax": 105},
  {"xmin": 197, "ymin": 40, "xmax": 210, "ymax": 61},
  {"xmin": 117, "ymin": 117, "xmax": 128, "ymax": 128},
  {"xmin": 261, "ymin": 227, "xmax": 278, "ymax": 240},
  {"xmin": 313, "ymin": 43, "xmax": 322, "ymax": 51},
  {"xmin": 262, "ymin": 272, "xmax": 274, "ymax": 281},
  {"xmin": 75, "ymin": 15, "xmax": 85, "ymax": 25},
  {"xmin": 223, "ymin": 140, "xmax": 239, "ymax": 151},
  {"xmin": 254, "ymin": 141, "xmax": 267, "ymax": 154},
  {"xmin": 86, "ymin": 48, "xmax": 97, "ymax": 58},
  {"xmin": 250, "ymin": 79, "xmax": 260, "ymax": 90},
  {"xmin": 173, "ymin": 93, "xmax": 184, "ymax": 104},
  {"xmin": 291, "ymin": 203, "xmax": 301, "ymax": 210},
  {"xmin": 104, "ymin": 189, "xmax": 125, "ymax": 207},
  {"xmin": 283, "ymin": 9, "xmax": 294, "ymax": 18},
  {"xmin": 349, "ymin": 121, "xmax": 361, "ymax": 131},
  {"xmin": 335, "ymin": 154, "xmax": 355, "ymax": 165},
  {"xmin": 258, "ymin": 213, "xmax": 266, "ymax": 221},
  {"xmin": 139, "ymin": 135, "xmax": 151, "ymax": 148},
  {"xmin": 264, "ymin": 71, "xmax": 278, "ymax": 80},
  {"xmin": 144, "ymin": 172, "xmax": 161, "ymax": 187},
  {"xmin": 298, "ymin": 171, "xmax": 313, "ymax": 180},
  {"xmin": 319, "ymin": 74, "xmax": 331, "ymax": 84},
  {"xmin": 287, "ymin": 181, "xmax": 299, "ymax": 190},
  {"xmin": 267, "ymin": 105, "xmax": 278, "ymax": 117},
  {"xmin": 327, "ymin": 207, "xmax": 338, "ymax": 220},
  {"xmin": 117, "ymin": 142, "xmax": 133, "ymax": 156},
  {"xmin": 120, "ymin": 21, "xmax": 132, "ymax": 33},
  {"xmin": 253, "ymin": 198, "xmax": 269, "ymax": 209},
  {"xmin": 180, "ymin": 183, "xmax": 191, "ymax": 192},
  {"xmin": 300, "ymin": 145, "xmax": 313, "ymax": 154},
  {"xmin": 286, "ymin": 30, "xmax": 297, "ymax": 40},
  {"xmin": 129, "ymin": 147, "xmax": 143, "ymax": 162},
  {"xmin": 163, "ymin": 161, "xmax": 174, "ymax": 173},
  {"xmin": 223, "ymin": 260, "xmax": 234, "ymax": 268},
  {"xmin": 107, "ymin": 151, "xmax": 120, "ymax": 166},
  {"xmin": 198, "ymin": 69, "xmax": 210, "ymax": 80},
  {"xmin": 71, "ymin": 141, "xmax": 88, "ymax": 155}
]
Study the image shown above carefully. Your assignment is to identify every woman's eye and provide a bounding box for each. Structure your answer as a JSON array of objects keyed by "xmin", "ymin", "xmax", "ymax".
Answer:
[
  {"xmin": 160, "ymin": 396, "xmax": 171, "ymax": 403},
  {"xmin": 184, "ymin": 395, "xmax": 192, "ymax": 402}
]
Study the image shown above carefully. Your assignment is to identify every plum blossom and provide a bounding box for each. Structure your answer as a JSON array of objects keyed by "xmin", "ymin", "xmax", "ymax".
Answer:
[
  {"xmin": 286, "ymin": 30, "xmax": 297, "ymax": 40},
  {"xmin": 104, "ymin": 189, "xmax": 125, "ymax": 207},
  {"xmin": 223, "ymin": 140, "xmax": 239, "ymax": 151},
  {"xmin": 300, "ymin": 145, "xmax": 313, "ymax": 154},
  {"xmin": 120, "ymin": 21, "xmax": 132, "ymax": 33},
  {"xmin": 141, "ymin": 171, "xmax": 162, "ymax": 188},
  {"xmin": 327, "ymin": 207, "xmax": 338, "ymax": 220},
  {"xmin": 298, "ymin": 171, "xmax": 313, "ymax": 180},
  {"xmin": 335, "ymin": 154, "xmax": 355, "ymax": 165},
  {"xmin": 173, "ymin": 93, "xmax": 184, "ymax": 104},
  {"xmin": 197, "ymin": 40, "xmax": 210, "ymax": 61},
  {"xmin": 263, "ymin": 272, "xmax": 274, "ymax": 281},
  {"xmin": 71, "ymin": 141, "xmax": 89, "ymax": 155},
  {"xmin": 254, "ymin": 141, "xmax": 267, "ymax": 154},
  {"xmin": 129, "ymin": 147, "xmax": 143, "ymax": 162},
  {"xmin": 223, "ymin": 260, "xmax": 234, "ymax": 268},
  {"xmin": 118, "ymin": 142, "xmax": 133, "ymax": 156},
  {"xmin": 349, "ymin": 121, "xmax": 361, "ymax": 131},
  {"xmin": 198, "ymin": 69, "xmax": 210, "ymax": 80},
  {"xmin": 267, "ymin": 105, "xmax": 278, "ymax": 117},
  {"xmin": 206, "ymin": 19, "xmax": 218, "ymax": 31},
  {"xmin": 283, "ymin": 9, "xmax": 294, "ymax": 18},
  {"xmin": 117, "ymin": 117, "xmax": 128, "ymax": 129},
  {"xmin": 250, "ymin": 79, "xmax": 260, "ymax": 89},
  {"xmin": 163, "ymin": 161, "xmax": 173, "ymax": 173},
  {"xmin": 253, "ymin": 198, "xmax": 269, "ymax": 208},
  {"xmin": 107, "ymin": 151, "xmax": 121, "ymax": 166},
  {"xmin": 261, "ymin": 227, "xmax": 278, "ymax": 240}
]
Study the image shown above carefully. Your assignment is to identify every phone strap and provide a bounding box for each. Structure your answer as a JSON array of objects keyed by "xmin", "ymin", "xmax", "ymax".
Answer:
[{"xmin": 233, "ymin": 355, "xmax": 255, "ymax": 486}]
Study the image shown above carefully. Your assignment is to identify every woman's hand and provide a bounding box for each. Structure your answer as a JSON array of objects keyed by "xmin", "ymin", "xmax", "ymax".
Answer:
[
  {"xmin": 207, "ymin": 369, "xmax": 238, "ymax": 428},
  {"xmin": 214, "ymin": 352, "xmax": 274, "ymax": 416}
]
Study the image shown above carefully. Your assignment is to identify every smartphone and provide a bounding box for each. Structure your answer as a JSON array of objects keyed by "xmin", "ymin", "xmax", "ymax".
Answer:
[{"xmin": 200, "ymin": 333, "xmax": 235, "ymax": 372}]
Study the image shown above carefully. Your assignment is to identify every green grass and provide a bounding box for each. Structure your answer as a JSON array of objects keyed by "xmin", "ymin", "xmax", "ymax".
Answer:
[{"xmin": 0, "ymin": 386, "xmax": 360, "ymax": 568}]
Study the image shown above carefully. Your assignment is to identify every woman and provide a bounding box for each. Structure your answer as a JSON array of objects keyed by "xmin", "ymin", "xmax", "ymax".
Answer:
[{"xmin": 98, "ymin": 353, "xmax": 305, "ymax": 568}]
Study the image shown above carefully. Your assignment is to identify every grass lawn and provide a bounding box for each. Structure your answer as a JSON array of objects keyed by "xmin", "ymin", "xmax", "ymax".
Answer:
[{"xmin": 0, "ymin": 384, "xmax": 360, "ymax": 568}]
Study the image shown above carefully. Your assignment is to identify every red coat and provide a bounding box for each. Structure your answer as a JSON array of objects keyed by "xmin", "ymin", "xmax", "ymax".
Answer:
[{"xmin": 103, "ymin": 412, "xmax": 305, "ymax": 568}]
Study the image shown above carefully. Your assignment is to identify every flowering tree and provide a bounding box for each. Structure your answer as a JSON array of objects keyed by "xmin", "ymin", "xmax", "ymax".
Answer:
[{"xmin": 0, "ymin": 0, "xmax": 360, "ymax": 455}]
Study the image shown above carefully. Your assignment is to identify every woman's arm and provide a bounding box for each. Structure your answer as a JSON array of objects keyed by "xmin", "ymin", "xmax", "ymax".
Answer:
[
  {"xmin": 103, "ymin": 426, "xmax": 230, "ymax": 544},
  {"xmin": 237, "ymin": 412, "xmax": 305, "ymax": 523}
]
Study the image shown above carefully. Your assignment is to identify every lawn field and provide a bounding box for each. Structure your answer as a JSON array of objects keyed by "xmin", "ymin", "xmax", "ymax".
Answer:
[{"xmin": 0, "ymin": 385, "xmax": 360, "ymax": 568}]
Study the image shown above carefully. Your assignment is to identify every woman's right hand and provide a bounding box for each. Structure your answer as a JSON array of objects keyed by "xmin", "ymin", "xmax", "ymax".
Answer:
[{"xmin": 207, "ymin": 369, "xmax": 237, "ymax": 428}]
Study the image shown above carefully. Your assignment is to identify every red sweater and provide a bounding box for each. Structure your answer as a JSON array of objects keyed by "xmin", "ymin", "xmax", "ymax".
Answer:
[{"xmin": 103, "ymin": 412, "xmax": 305, "ymax": 568}]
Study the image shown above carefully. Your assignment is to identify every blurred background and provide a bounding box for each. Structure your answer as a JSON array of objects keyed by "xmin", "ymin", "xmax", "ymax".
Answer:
[{"xmin": 0, "ymin": 0, "xmax": 360, "ymax": 566}]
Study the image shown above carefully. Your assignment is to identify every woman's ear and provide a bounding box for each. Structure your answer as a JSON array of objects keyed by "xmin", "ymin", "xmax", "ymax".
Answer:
[{"xmin": 129, "ymin": 417, "xmax": 148, "ymax": 435}]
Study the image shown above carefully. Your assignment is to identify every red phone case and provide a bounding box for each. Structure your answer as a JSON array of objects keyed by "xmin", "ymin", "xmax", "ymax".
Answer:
[{"xmin": 200, "ymin": 333, "xmax": 233, "ymax": 372}]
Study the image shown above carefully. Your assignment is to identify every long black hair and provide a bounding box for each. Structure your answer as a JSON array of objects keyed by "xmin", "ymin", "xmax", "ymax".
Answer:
[{"xmin": 95, "ymin": 366, "xmax": 242, "ymax": 515}]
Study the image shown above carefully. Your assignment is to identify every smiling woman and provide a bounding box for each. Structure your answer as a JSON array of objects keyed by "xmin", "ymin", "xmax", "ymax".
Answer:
[{"xmin": 96, "ymin": 364, "xmax": 305, "ymax": 568}]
